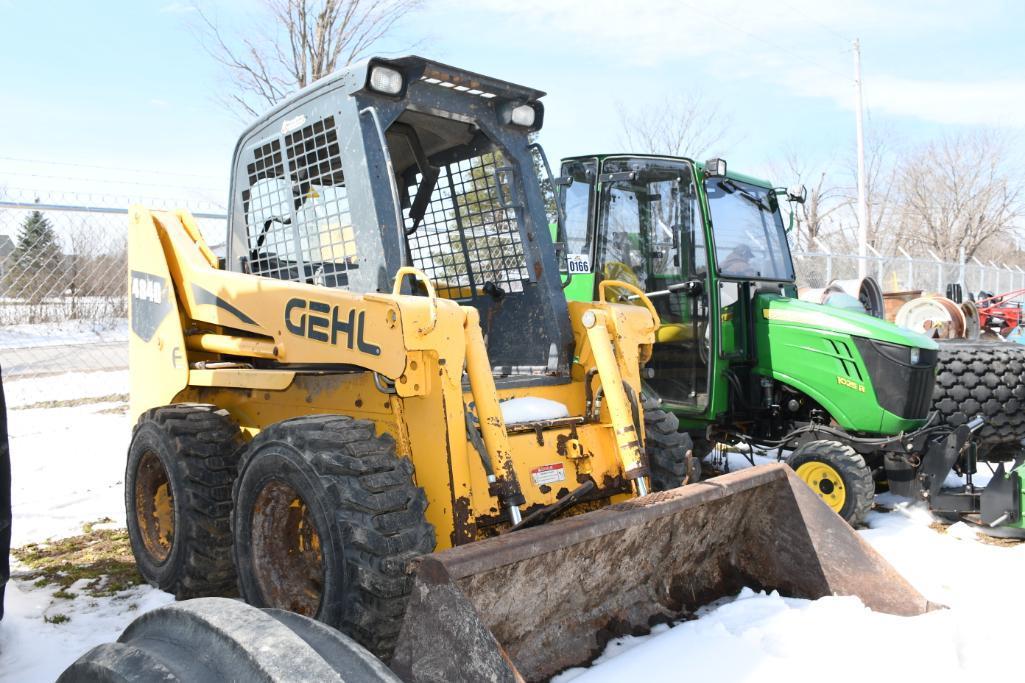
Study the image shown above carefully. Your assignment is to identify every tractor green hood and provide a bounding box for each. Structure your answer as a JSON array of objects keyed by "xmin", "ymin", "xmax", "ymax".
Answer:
[
  {"xmin": 754, "ymin": 294, "xmax": 938, "ymax": 435},
  {"xmin": 758, "ymin": 295, "xmax": 937, "ymax": 350}
]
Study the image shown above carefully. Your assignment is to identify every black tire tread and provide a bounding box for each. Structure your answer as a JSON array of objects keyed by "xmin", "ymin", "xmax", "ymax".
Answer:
[
  {"xmin": 642, "ymin": 395, "xmax": 698, "ymax": 491},
  {"xmin": 234, "ymin": 415, "xmax": 435, "ymax": 660},
  {"xmin": 787, "ymin": 439, "xmax": 874, "ymax": 526},
  {"xmin": 933, "ymin": 341, "xmax": 1025, "ymax": 459},
  {"xmin": 128, "ymin": 404, "xmax": 243, "ymax": 599}
]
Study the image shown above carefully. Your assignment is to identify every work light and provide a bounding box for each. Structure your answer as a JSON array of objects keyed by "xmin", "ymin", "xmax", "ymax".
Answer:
[
  {"xmin": 368, "ymin": 65, "xmax": 403, "ymax": 95},
  {"xmin": 704, "ymin": 158, "xmax": 727, "ymax": 177},
  {"xmin": 509, "ymin": 104, "xmax": 536, "ymax": 127}
]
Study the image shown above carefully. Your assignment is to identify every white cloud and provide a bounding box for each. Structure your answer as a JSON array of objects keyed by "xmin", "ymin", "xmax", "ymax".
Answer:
[{"xmin": 437, "ymin": 0, "xmax": 1022, "ymax": 129}]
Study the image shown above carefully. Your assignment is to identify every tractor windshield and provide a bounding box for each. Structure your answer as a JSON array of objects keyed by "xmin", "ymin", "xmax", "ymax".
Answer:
[{"xmin": 705, "ymin": 177, "xmax": 794, "ymax": 281}]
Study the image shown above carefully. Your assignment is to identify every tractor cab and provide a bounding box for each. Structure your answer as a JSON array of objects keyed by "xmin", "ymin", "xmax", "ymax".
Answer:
[{"xmin": 557, "ymin": 154, "xmax": 800, "ymax": 419}]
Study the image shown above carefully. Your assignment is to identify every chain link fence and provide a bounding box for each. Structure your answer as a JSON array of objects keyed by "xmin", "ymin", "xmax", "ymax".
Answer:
[
  {"xmin": 0, "ymin": 187, "xmax": 225, "ymax": 383},
  {"xmin": 792, "ymin": 248, "xmax": 1025, "ymax": 295}
]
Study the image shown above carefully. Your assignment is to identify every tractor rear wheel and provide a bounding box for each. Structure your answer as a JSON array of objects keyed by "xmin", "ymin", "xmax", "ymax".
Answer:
[
  {"xmin": 57, "ymin": 598, "xmax": 399, "ymax": 682},
  {"xmin": 125, "ymin": 404, "xmax": 243, "ymax": 599},
  {"xmin": 643, "ymin": 395, "xmax": 699, "ymax": 491},
  {"xmin": 933, "ymin": 340, "xmax": 1025, "ymax": 460},
  {"xmin": 232, "ymin": 415, "xmax": 435, "ymax": 661},
  {"xmin": 787, "ymin": 440, "xmax": 874, "ymax": 525}
]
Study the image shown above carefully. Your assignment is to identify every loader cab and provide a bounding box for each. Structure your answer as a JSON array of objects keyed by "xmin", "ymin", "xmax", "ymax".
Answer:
[
  {"xmin": 558, "ymin": 154, "xmax": 797, "ymax": 418},
  {"xmin": 226, "ymin": 57, "xmax": 574, "ymax": 382}
]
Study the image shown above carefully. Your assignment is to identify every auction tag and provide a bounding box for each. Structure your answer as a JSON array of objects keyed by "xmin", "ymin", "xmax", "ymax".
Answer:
[
  {"xmin": 531, "ymin": 463, "xmax": 566, "ymax": 486},
  {"xmin": 566, "ymin": 254, "xmax": 591, "ymax": 273}
]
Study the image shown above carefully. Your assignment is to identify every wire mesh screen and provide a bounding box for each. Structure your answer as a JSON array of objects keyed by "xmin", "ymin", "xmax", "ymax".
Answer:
[
  {"xmin": 0, "ymin": 187, "xmax": 225, "ymax": 386},
  {"xmin": 405, "ymin": 152, "xmax": 528, "ymax": 300},
  {"xmin": 243, "ymin": 116, "xmax": 356, "ymax": 288}
]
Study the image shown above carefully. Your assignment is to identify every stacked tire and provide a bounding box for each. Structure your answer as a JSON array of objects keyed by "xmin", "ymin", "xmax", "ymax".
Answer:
[{"xmin": 932, "ymin": 340, "xmax": 1025, "ymax": 460}]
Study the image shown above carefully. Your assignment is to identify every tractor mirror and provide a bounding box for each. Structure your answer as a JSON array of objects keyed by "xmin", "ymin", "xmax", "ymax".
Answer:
[{"xmin": 787, "ymin": 184, "xmax": 808, "ymax": 204}]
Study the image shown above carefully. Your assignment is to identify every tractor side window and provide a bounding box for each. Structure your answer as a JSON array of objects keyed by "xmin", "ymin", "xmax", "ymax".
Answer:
[
  {"xmin": 242, "ymin": 116, "xmax": 357, "ymax": 288},
  {"xmin": 600, "ymin": 185, "xmax": 648, "ymax": 289},
  {"xmin": 558, "ymin": 160, "xmax": 597, "ymax": 269}
]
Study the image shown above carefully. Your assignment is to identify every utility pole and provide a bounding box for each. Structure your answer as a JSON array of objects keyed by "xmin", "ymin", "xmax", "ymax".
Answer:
[{"xmin": 853, "ymin": 38, "xmax": 869, "ymax": 279}]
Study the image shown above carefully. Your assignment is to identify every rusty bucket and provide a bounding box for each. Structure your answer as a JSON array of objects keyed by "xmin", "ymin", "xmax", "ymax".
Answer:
[{"xmin": 391, "ymin": 464, "xmax": 930, "ymax": 682}]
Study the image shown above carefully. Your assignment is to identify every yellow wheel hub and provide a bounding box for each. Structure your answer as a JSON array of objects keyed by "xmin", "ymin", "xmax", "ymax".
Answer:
[
  {"xmin": 795, "ymin": 461, "xmax": 846, "ymax": 513},
  {"xmin": 135, "ymin": 450, "xmax": 175, "ymax": 563}
]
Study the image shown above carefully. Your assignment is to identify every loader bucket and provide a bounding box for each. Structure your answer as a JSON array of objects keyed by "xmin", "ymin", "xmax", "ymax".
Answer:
[{"xmin": 391, "ymin": 464, "xmax": 931, "ymax": 682}]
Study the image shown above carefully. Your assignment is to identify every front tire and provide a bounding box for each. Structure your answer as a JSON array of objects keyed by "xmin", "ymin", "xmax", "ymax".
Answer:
[
  {"xmin": 643, "ymin": 395, "xmax": 699, "ymax": 491},
  {"xmin": 125, "ymin": 404, "xmax": 244, "ymax": 599},
  {"xmin": 232, "ymin": 415, "xmax": 435, "ymax": 661},
  {"xmin": 787, "ymin": 440, "xmax": 874, "ymax": 525}
]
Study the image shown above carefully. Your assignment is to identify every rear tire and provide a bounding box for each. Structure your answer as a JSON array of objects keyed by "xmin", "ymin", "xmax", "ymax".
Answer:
[
  {"xmin": 232, "ymin": 415, "xmax": 435, "ymax": 661},
  {"xmin": 125, "ymin": 404, "xmax": 243, "ymax": 599},
  {"xmin": 57, "ymin": 598, "xmax": 399, "ymax": 682},
  {"xmin": 643, "ymin": 395, "xmax": 699, "ymax": 491},
  {"xmin": 933, "ymin": 341, "xmax": 1025, "ymax": 460},
  {"xmin": 787, "ymin": 440, "xmax": 874, "ymax": 526}
]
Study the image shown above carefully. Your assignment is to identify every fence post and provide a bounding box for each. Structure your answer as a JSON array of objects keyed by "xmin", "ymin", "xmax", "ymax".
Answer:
[
  {"xmin": 824, "ymin": 246, "xmax": 832, "ymax": 283},
  {"xmin": 971, "ymin": 256, "xmax": 984, "ymax": 293},
  {"xmin": 866, "ymin": 244, "xmax": 883, "ymax": 284},
  {"xmin": 957, "ymin": 246, "xmax": 966, "ymax": 291},
  {"xmin": 927, "ymin": 250, "xmax": 942, "ymax": 293},
  {"xmin": 898, "ymin": 247, "xmax": 912, "ymax": 291}
]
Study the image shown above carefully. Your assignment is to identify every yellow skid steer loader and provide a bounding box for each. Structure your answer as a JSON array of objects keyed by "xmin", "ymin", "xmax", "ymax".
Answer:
[{"xmin": 66, "ymin": 57, "xmax": 929, "ymax": 682}]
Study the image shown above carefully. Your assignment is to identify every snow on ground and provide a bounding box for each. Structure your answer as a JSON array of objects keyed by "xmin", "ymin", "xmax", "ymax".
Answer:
[
  {"xmin": 0, "ymin": 319, "xmax": 127, "ymax": 350},
  {"xmin": 1, "ymin": 580, "xmax": 173, "ymax": 682},
  {"xmin": 0, "ymin": 371, "xmax": 1022, "ymax": 681}
]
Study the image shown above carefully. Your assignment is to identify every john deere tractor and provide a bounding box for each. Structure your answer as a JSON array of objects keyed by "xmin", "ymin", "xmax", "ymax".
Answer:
[{"xmin": 555, "ymin": 153, "xmax": 1024, "ymax": 533}]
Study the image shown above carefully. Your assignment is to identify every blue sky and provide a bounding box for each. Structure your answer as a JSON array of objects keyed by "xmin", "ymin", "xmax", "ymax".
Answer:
[{"xmin": 1, "ymin": 0, "xmax": 1022, "ymax": 208}]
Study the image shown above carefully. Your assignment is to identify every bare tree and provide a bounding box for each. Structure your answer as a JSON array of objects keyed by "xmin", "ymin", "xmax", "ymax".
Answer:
[
  {"xmin": 194, "ymin": 0, "xmax": 421, "ymax": 118},
  {"xmin": 897, "ymin": 131, "xmax": 1022, "ymax": 262},
  {"xmin": 827, "ymin": 125, "xmax": 905, "ymax": 256},
  {"xmin": 616, "ymin": 95, "xmax": 733, "ymax": 160},
  {"xmin": 771, "ymin": 151, "xmax": 846, "ymax": 252}
]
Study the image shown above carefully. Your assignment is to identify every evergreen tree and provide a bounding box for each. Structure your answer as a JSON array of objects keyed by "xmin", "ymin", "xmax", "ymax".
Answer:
[{"xmin": 6, "ymin": 211, "xmax": 63, "ymax": 302}]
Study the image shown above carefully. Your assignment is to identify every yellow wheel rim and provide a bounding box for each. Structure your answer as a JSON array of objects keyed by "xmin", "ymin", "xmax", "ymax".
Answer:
[
  {"xmin": 135, "ymin": 450, "xmax": 175, "ymax": 563},
  {"xmin": 795, "ymin": 461, "xmax": 847, "ymax": 513}
]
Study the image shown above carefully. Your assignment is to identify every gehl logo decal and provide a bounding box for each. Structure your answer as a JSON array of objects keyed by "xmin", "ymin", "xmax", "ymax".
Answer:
[{"xmin": 285, "ymin": 298, "xmax": 381, "ymax": 356}]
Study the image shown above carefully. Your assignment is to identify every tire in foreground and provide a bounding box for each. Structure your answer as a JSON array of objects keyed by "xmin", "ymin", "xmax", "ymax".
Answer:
[{"xmin": 57, "ymin": 597, "xmax": 399, "ymax": 682}]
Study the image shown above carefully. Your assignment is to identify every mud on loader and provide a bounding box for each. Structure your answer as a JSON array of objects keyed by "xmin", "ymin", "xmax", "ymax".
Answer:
[
  {"xmin": 65, "ymin": 60, "xmax": 937, "ymax": 682},
  {"xmin": 555, "ymin": 153, "xmax": 1025, "ymax": 535}
]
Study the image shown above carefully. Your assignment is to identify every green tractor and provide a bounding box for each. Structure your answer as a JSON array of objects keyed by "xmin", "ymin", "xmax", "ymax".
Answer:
[{"xmin": 553, "ymin": 153, "xmax": 1024, "ymax": 533}]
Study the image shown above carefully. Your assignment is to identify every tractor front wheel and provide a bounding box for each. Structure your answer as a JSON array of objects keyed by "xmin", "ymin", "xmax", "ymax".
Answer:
[
  {"xmin": 643, "ymin": 395, "xmax": 700, "ymax": 491},
  {"xmin": 125, "ymin": 404, "xmax": 244, "ymax": 599},
  {"xmin": 787, "ymin": 440, "xmax": 874, "ymax": 526},
  {"xmin": 232, "ymin": 415, "xmax": 435, "ymax": 661}
]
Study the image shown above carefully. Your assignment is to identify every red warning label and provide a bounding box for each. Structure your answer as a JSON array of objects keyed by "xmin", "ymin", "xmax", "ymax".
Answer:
[{"xmin": 531, "ymin": 463, "xmax": 566, "ymax": 486}]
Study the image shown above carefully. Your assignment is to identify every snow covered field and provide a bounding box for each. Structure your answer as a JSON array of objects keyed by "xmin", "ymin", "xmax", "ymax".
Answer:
[{"xmin": 0, "ymin": 369, "xmax": 1021, "ymax": 681}]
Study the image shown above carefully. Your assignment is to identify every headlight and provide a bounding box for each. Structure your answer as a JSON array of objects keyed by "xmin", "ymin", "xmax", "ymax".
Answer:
[
  {"xmin": 509, "ymin": 104, "xmax": 536, "ymax": 127},
  {"xmin": 909, "ymin": 347, "xmax": 920, "ymax": 365},
  {"xmin": 368, "ymin": 65, "xmax": 403, "ymax": 95}
]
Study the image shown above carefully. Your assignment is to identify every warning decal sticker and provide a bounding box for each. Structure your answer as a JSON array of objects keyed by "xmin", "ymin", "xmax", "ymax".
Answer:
[{"xmin": 531, "ymin": 463, "xmax": 566, "ymax": 487}]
